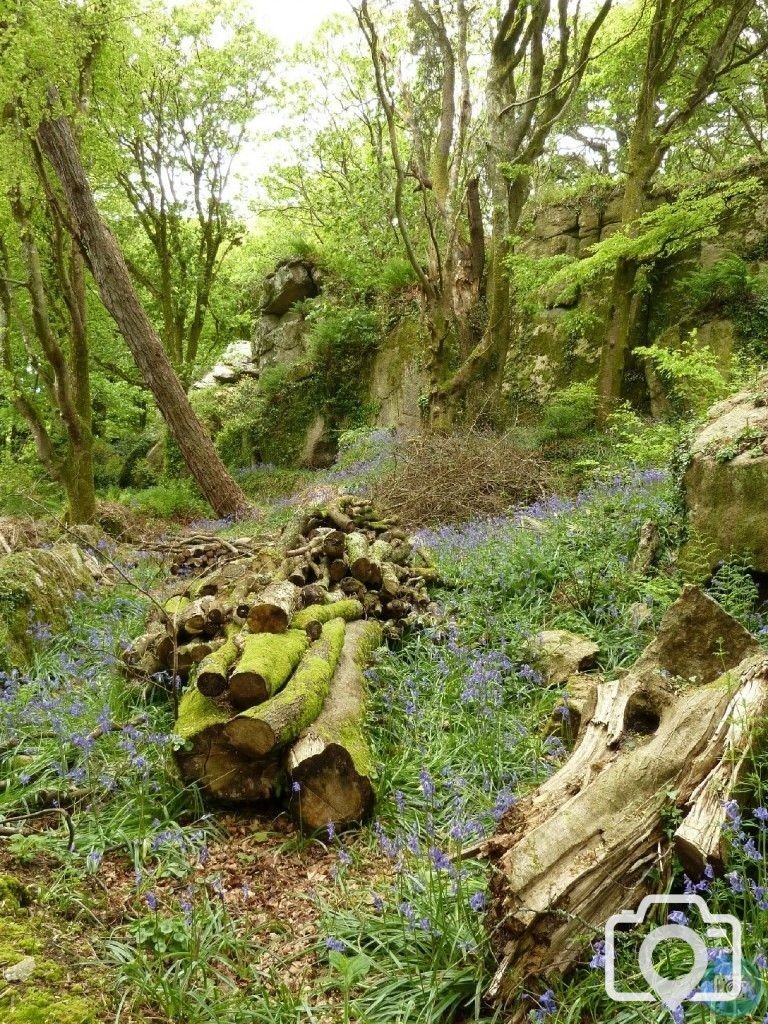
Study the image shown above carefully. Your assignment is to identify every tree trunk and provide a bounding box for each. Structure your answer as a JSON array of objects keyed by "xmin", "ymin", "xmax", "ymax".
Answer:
[
  {"xmin": 483, "ymin": 587, "xmax": 765, "ymax": 1014},
  {"xmin": 36, "ymin": 106, "xmax": 251, "ymax": 519},
  {"xmin": 287, "ymin": 619, "xmax": 382, "ymax": 830}
]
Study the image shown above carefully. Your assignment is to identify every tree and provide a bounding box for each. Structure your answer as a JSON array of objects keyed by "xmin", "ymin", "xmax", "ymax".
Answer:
[
  {"xmin": 36, "ymin": 101, "xmax": 251, "ymax": 518},
  {"xmin": 596, "ymin": 0, "xmax": 768, "ymax": 417},
  {"xmin": 355, "ymin": 0, "xmax": 613, "ymax": 425},
  {"xmin": 96, "ymin": 2, "xmax": 275, "ymax": 383}
]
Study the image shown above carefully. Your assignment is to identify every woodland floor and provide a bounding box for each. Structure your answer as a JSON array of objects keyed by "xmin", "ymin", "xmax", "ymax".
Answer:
[{"xmin": 1, "ymin": 458, "xmax": 767, "ymax": 1024}]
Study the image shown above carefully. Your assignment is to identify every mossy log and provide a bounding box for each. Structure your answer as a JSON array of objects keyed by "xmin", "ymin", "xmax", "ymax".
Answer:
[
  {"xmin": 325, "ymin": 505, "xmax": 355, "ymax": 533},
  {"xmin": 224, "ymin": 618, "xmax": 347, "ymax": 757},
  {"xmin": 380, "ymin": 562, "xmax": 400, "ymax": 600},
  {"xmin": 483, "ymin": 587, "xmax": 766, "ymax": 1014},
  {"xmin": 346, "ymin": 531, "xmax": 383, "ymax": 589},
  {"xmin": 229, "ymin": 629, "xmax": 310, "ymax": 710},
  {"xmin": 174, "ymin": 687, "xmax": 282, "ymax": 801},
  {"xmin": 196, "ymin": 624, "xmax": 240, "ymax": 697},
  {"xmin": 322, "ymin": 530, "xmax": 347, "ymax": 560},
  {"xmin": 292, "ymin": 599, "xmax": 363, "ymax": 633},
  {"xmin": 246, "ymin": 579, "xmax": 302, "ymax": 634},
  {"xmin": 287, "ymin": 619, "xmax": 382, "ymax": 831}
]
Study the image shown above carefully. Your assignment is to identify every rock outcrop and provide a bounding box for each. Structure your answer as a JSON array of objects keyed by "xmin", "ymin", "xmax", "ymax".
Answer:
[{"xmin": 683, "ymin": 385, "xmax": 768, "ymax": 573}]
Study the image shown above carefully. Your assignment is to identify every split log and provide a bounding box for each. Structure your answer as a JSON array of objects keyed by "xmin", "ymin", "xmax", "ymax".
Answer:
[
  {"xmin": 196, "ymin": 625, "xmax": 240, "ymax": 698},
  {"xmin": 229, "ymin": 629, "xmax": 310, "ymax": 710},
  {"xmin": 287, "ymin": 619, "xmax": 382, "ymax": 831},
  {"xmin": 224, "ymin": 618, "xmax": 347, "ymax": 757},
  {"xmin": 174, "ymin": 688, "xmax": 282, "ymax": 801},
  {"xmin": 246, "ymin": 580, "xmax": 302, "ymax": 634},
  {"xmin": 484, "ymin": 586, "xmax": 764, "ymax": 1013},
  {"xmin": 123, "ymin": 623, "xmax": 167, "ymax": 677},
  {"xmin": 175, "ymin": 639, "xmax": 218, "ymax": 675}
]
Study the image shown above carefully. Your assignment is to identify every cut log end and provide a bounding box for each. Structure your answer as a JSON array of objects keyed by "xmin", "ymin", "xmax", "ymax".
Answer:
[{"xmin": 290, "ymin": 742, "xmax": 375, "ymax": 831}]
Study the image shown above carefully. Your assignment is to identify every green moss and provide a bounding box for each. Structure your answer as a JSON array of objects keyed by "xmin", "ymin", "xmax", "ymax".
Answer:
[
  {"xmin": 164, "ymin": 595, "xmax": 190, "ymax": 616},
  {"xmin": 236, "ymin": 618, "xmax": 347, "ymax": 744},
  {"xmin": 231, "ymin": 629, "xmax": 310, "ymax": 697},
  {"xmin": 195, "ymin": 624, "xmax": 239, "ymax": 681},
  {"xmin": 0, "ymin": 913, "xmax": 96, "ymax": 1024},
  {"xmin": 291, "ymin": 599, "xmax": 363, "ymax": 629},
  {"xmin": 2, "ymin": 991, "xmax": 95, "ymax": 1024},
  {"xmin": 0, "ymin": 875, "xmax": 28, "ymax": 913},
  {"xmin": 175, "ymin": 686, "xmax": 231, "ymax": 741}
]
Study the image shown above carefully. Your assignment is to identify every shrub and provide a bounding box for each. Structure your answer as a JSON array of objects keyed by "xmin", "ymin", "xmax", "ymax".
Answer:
[
  {"xmin": 606, "ymin": 404, "xmax": 682, "ymax": 469},
  {"xmin": 378, "ymin": 257, "xmax": 418, "ymax": 293},
  {"xmin": 634, "ymin": 331, "xmax": 729, "ymax": 417},
  {"xmin": 373, "ymin": 430, "xmax": 552, "ymax": 528},
  {"xmin": 541, "ymin": 382, "xmax": 598, "ymax": 440},
  {"xmin": 120, "ymin": 479, "xmax": 209, "ymax": 522}
]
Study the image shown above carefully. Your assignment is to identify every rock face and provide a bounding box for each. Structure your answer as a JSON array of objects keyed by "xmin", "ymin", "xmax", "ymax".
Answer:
[
  {"xmin": 194, "ymin": 340, "xmax": 260, "ymax": 390},
  {"xmin": 683, "ymin": 387, "xmax": 768, "ymax": 572},
  {"xmin": 261, "ymin": 259, "xmax": 317, "ymax": 316},
  {"xmin": 0, "ymin": 544, "xmax": 98, "ymax": 668}
]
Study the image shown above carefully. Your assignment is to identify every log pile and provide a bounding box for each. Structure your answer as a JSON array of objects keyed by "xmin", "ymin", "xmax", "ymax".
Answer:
[
  {"xmin": 144, "ymin": 532, "xmax": 274, "ymax": 576},
  {"xmin": 125, "ymin": 496, "xmax": 439, "ymax": 828},
  {"xmin": 482, "ymin": 586, "xmax": 768, "ymax": 1018}
]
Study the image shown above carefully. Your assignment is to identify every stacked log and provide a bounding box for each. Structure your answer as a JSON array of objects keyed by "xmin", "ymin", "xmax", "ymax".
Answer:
[
  {"xmin": 144, "ymin": 533, "xmax": 279, "ymax": 576},
  {"xmin": 126, "ymin": 495, "xmax": 439, "ymax": 827}
]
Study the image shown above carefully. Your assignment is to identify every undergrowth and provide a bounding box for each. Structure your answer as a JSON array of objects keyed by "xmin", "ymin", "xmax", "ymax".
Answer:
[{"xmin": 2, "ymin": 453, "xmax": 768, "ymax": 1023}]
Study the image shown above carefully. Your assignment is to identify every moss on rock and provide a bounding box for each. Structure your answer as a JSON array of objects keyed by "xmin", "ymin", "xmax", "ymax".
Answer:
[
  {"xmin": 0, "ymin": 545, "xmax": 94, "ymax": 669},
  {"xmin": 0, "ymin": 875, "xmax": 29, "ymax": 913}
]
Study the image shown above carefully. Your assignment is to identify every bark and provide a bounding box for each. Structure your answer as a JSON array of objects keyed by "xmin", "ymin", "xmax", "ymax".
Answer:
[
  {"xmin": 287, "ymin": 619, "xmax": 382, "ymax": 831},
  {"xmin": 35, "ymin": 104, "xmax": 251, "ymax": 518},
  {"xmin": 484, "ymin": 587, "xmax": 765, "ymax": 1013}
]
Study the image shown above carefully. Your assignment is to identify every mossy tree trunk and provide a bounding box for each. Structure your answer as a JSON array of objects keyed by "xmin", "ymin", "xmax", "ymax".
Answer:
[{"xmin": 0, "ymin": 186, "xmax": 97, "ymax": 524}]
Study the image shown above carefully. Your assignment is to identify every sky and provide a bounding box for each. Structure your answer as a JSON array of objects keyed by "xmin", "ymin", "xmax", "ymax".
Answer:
[{"xmin": 246, "ymin": 0, "xmax": 350, "ymax": 46}]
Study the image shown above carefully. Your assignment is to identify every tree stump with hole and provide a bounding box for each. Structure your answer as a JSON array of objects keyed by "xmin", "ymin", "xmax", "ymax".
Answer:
[{"xmin": 484, "ymin": 586, "xmax": 768, "ymax": 1017}]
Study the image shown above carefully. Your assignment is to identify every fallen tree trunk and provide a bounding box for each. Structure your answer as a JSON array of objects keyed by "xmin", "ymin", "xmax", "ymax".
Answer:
[
  {"xmin": 196, "ymin": 624, "xmax": 240, "ymax": 697},
  {"xmin": 484, "ymin": 586, "xmax": 765, "ymax": 1014},
  {"xmin": 287, "ymin": 619, "xmax": 382, "ymax": 831},
  {"xmin": 229, "ymin": 629, "xmax": 310, "ymax": 710},
  {"xmin": 224, "ymin": 618, "xmax": 347, "ymax": 757}
]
